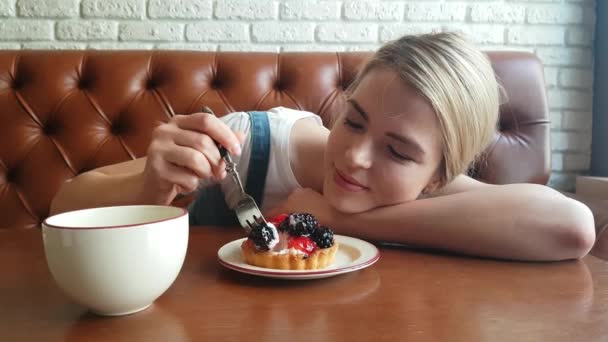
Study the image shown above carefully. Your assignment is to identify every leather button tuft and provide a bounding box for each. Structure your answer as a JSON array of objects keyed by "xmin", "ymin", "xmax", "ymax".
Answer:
[
  {"xmin": 78, "ymin": 78, "xmax": 90, "ymax": 90},
  {"xmin": 43, "ymin": 121, "xmax": 58, "ymax": 136},
  {"xmin": 5, "ymin": 168, "xmax": 17, "ymax": 183},
  {"xmin": 110, "ymin": 121, "xmax": 124, "ymax": 135},
  {"xmin": 146, "ymin": 78, "xmax": 157, "ymax": 90},
  {"xmin": 11, "ymin": 78, "xmax": 23, "ymax": 90},
  {"xmin": 210, "ymin": 78, "xmax": 222, "ymax": 89}
]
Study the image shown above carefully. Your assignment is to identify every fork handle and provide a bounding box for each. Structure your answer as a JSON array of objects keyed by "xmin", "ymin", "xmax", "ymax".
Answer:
[
  {"xmin": 200, "ymin": 106, "xmax": 247, "ymax": 195},
  {"xmin": 201, "ymin": 106, "xmax": 230, "ymax": 158},
  {"xmin": 213, "ymin": 141, "xmax": 247, "ymax": 195},
  {"xmin": 218, "ymin": 145, "xmax": 228, "ymax": 158}
]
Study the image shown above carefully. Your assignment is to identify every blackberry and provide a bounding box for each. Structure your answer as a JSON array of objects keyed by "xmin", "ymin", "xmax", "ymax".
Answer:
[
  {"xmin": 248, "ymin": 224, "xmax": 277, "ymax": 251},
  {"xmin": 277, "ymin": 221, "xmax": 289, "ymax": 232},
  {"xmin": 278, "ymin": 213, "xmax": 318, "ymax": 236},
  {"xmin": 311, "ymin": 226, "xmax": 334, "ymax": 248}
]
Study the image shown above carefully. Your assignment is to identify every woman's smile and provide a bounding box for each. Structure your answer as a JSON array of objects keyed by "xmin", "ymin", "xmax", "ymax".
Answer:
[{"xmin": 333, "ymin": 167, "xmax": 369, "ymax": 192}]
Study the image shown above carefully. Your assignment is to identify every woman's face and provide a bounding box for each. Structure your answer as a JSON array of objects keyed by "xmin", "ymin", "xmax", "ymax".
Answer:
[{"xmin": 323, "ymin": 68, "xmax": 444, "ymax": 214}]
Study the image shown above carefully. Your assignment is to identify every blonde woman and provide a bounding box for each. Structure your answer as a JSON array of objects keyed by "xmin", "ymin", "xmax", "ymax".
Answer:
[{"xmin": 50, "ymin": 32, "xmax": 595, "ymax": 261}]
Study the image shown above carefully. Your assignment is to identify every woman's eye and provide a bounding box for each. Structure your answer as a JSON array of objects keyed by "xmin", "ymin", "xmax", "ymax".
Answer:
[
  {"xmin": 344, "ymin": 118, "xmax": 364, "ymax": 130},
  {"xmin": 388, "ymin": 146, "xmax": 411, "ymax": 162}
]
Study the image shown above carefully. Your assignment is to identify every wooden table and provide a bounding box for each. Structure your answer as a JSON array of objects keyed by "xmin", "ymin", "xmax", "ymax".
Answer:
[{"xmin": 1, "ymin": 227, "xmax": 607, "ymax": 341}]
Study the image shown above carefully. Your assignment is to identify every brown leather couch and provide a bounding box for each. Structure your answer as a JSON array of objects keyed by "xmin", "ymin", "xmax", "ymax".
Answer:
[{"xmin": 0, "ymin": 50, "xmax": 605, "ymax": 245}]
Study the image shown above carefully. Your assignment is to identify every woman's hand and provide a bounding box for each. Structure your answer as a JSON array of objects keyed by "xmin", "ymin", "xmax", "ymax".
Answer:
[
  {"xmin": 139, "ymin": 112, "xmax": 245, "ymax": 205},
  {"xmin": 269, "ymin": 188, "xmax": 340, "ymax": 227}
]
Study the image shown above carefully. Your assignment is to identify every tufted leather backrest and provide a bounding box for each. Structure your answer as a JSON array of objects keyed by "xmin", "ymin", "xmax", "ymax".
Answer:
[{"xmin": 0, "ymin": 50, "xmax": 549, "ymax": 230}]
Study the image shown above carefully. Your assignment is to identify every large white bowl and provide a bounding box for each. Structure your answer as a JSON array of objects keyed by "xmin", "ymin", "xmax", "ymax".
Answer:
[{"xmin": 41, "ymin": 205, "xmax": 189, "ymax": 316}]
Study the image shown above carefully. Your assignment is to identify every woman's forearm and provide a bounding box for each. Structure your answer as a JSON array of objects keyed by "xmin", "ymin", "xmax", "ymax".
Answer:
[
  {"xmin": 49, "ymin": 171, "xmax": 146, "ymax": 216},
  {"xmin": 334, "ymin": 184, "xmax": 595, "ymax": 261}
]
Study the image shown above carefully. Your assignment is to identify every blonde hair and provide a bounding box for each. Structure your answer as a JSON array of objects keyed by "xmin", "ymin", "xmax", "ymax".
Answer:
[{"xmin": 347, "ymin": 32, "xmax": 500, "ymax": 187}]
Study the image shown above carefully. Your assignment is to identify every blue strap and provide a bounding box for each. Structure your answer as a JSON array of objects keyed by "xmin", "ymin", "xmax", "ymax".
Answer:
[
  {"xmin": 188, "ymin": 111, "xmax": 271, "ymax": 226},
  {"xmin": 244, "ymin": 111, "xmax": 271, "ymax": 209},
  {"xmin": 188, "ymin": 184, "xmax": 236, "ymax": 226}
]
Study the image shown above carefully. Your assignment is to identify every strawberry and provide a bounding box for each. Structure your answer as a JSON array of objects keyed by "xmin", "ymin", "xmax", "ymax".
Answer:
[
  {"xmin": 288, "ymin": 236, "xmax": 318, "ymax": 255},
  {"xmin": 269, "ymin": 213, "xmax": 289, "ymax": 227}
]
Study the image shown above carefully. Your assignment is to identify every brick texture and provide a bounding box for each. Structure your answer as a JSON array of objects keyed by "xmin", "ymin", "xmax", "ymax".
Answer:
[
  {"xmin": 215, "ymin": 0, "xmax": 277, "ymax": 20},
  {"xmin": 56, "ymin": 20, "xmax": 117, "ymax": 41},
  {"xmin": 148, "ymin": 0, "xmax": 212, "ymax": 19},
  {"xmin": 0, "ymin": 0, "xmax": 15, "ymax": 17},
  {"xmin": 82, "ymin": 0, "xmax": 145, "ymax": 19},
  {"xmin": 280, "ymin": 1, "xmax": 339, "ymax": 20},
  {"xmin": 252, "ymin": 22, "xmax": 314, "ymax": 42},
  {"xmin": 343, "ymin": 1, "xmax": 403, "ymax": 21},
  {"xmin": 187, "ymin": 22, "xmax": 248, "ymax": 42},
  {"xmin": 119, "ymin": 22, "xmax": 183, "ymax": 41},
  {"xmin": 17, "ymin": 0, "xmax": 79, "ymax": 18}
]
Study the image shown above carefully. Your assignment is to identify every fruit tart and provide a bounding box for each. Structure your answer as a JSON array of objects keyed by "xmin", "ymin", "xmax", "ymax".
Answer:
[{"xmin": 240, "ymin": 213, "xmax": 339, "ymax": 270}]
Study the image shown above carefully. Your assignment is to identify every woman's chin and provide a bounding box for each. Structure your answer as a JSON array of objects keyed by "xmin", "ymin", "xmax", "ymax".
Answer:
[
  {"xmin": 325, "ymin": 193, "xmax": 372, "ymax": 214},
  {"xmin": 323, "ymin": 179, "xmax": 374, "ymax": 214}
]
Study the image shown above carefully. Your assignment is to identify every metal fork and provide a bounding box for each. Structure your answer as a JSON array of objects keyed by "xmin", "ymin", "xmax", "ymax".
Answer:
[
  {"xmin": 201, "ymin": 106, "xmax": 268, "ymax": 234},
  {"xmin": 218, "ymin": 144, "xmax": 268, "ymax": 233}
]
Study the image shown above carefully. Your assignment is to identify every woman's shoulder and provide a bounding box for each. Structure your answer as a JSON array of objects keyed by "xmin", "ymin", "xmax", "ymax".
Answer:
[
  {"xmin": 219, "ymin": 107, "xmax": 324, "ymax": 129},
  {"xmin": 266, "ymin": 106, "xmax": 324, "ymax": 126}
]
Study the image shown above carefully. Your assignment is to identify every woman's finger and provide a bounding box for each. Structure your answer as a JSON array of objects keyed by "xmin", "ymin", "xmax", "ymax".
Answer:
[
  {"xmin": 173, "ymin": 113, "xmax": 242, "ymax": 155},
  {"xmin": 159, "ymin": 162, "xmax": 201, "ymax": 194},
  {"xmin": 172, "ymin": 130, "xmax": 222, "ymax": 167},
  {"xmin": 163, "ymin": 146, "xmax": 213, "ymax": 180}
]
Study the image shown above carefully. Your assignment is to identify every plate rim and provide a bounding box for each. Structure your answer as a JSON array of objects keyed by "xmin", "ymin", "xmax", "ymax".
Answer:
[{"xmin": 217, "ymin": 235, "xmax": 380, "ymax": 277}]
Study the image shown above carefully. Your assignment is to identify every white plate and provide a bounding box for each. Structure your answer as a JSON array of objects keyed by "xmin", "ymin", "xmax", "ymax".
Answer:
[{"xmin": 217, "ymin": 235, "xmax": 380, "ymax": 280}]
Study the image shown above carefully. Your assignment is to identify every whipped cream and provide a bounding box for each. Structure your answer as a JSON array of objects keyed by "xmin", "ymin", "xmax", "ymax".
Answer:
[
  {"xmin": 267, "ymin": 231, "xmax": 306, "ymax": 256},
  {"xmin": 272, "ymin": 247, "xmax": 306, "ymax": 256},
  {"xmin": 265, "ymin": 222, "xmax": 279, "ymax": 250}
]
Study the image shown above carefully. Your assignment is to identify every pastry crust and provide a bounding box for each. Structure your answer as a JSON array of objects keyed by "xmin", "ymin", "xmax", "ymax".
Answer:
[{"xmin": 241, "ymin": 240, "xmax": 339, "ymax": 270}]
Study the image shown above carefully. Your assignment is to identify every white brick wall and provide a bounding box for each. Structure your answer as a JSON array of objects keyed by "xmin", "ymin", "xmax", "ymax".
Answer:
[
  {"xmin": 470, "ymin": 3, "xmax": 526, "ymax": 23},
  {"xmin": 82, "ymin": 0, "xmax": 145, "ymax": 19},
  {"xmin": 0, "ymin": 0, "xmax": 597, "ymax": 191},
  {"xmin": 215, "ymin": 0, "xmax": 277, "ymax": 20},
  {"xmin": 148, "ymin": 0, "xmax": 212, "ymax": 19},
  {"xmin": 252, "ymin": 22, "xmax": 314, "ymax": 42},
  {"xmin": 407, "ymin": 3, "xmax": 468, "ymax": 22},
  {"xmin": 316, "ymin": 23, "xmax": 377, "ymax": 42},
  {"xmin": 343, "ymin": 1, "xmax": 404, "ymax": 21},
  {"xmin": 56, "ymin": 20, "xmax": 117, "ymax": 41},
  {"xmin": 187, "ymin": 22, "xmax": 248, "ymax": 42},
  {"xmin": 119, "ymin": 22, "xmax": 183, "ymax": 41},
  {"xmin": 18, "ymin": 0, "xmax": 79, "ymax": 18},
  {"xmin": 280, "ymin": 1, "xmax": 340, "ymax": 21}
]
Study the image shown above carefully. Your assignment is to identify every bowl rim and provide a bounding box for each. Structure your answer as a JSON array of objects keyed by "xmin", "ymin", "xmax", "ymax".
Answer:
[{"xmin": 42, "ymin": 205, "xmax": 188, "ymax": 230}]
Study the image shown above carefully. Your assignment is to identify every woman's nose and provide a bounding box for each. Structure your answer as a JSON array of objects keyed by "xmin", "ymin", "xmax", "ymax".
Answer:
[{"xmin": 344, "ymin": 138, "xmax": 373, "ymax": 169}]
